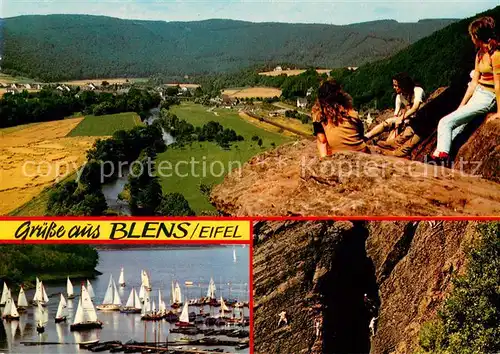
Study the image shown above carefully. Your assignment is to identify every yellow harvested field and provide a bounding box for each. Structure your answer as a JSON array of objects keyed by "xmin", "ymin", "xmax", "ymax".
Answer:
[
  {"xmin": 60, "ymin": 78, "xmax": 146, "ymax": 85},
  {"xmin": 166, "ymin": 83, "xmax": 200, "ymax": 88},
  {"xmin": 0, "ymin": 118, "xmax": 102, "ymax": 215},
  {"xmin": 223, "ymin": 87, "xmax": 282, "ymax": 98},
  {"xmin": 259, "ymin": 69, "xmax": 331, "ymax": 76}
]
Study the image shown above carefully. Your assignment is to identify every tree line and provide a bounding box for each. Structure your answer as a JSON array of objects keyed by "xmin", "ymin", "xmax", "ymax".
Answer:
[
  {"xmin": 0, "ymin": 87, "xmax": 161, "ymax": 128},
  {"xmin": 0, "ymin": 245, "xmax": 98, "ymax": 285}
]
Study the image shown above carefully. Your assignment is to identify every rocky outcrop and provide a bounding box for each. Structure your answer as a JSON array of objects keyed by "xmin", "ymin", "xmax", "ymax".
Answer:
[
  {"xmin": 211, "ymin": 140, "xmax": 500, "ymax": 216},
  {"xmin": 253, "ymin": 220, "xmax": 481, "ymax": 354}
]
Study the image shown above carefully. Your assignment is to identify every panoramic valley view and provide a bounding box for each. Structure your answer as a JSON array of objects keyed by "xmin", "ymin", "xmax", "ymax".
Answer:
[{"xmin": 0, "ymin": 3, "xmax": 498, "ymax": 217}]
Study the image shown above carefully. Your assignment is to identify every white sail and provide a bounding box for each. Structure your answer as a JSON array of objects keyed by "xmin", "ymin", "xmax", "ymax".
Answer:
[
  {"xmin": 102, "ymin": 275, "xmax": 115, "ymax": 304},
  {"xmin": 179, "ymin": 302, "xmax": 189, "ymax": 323},
  {"xmin": 233, "ymin": 246, "xmax": 237, "ymax": 262},
  {"xmin": 56, "ymin": 294, "xmax": 68, "ymax": 318},
  {"xmin": 33, "ymin": 278, "xmax": 41, "ymax": 302},
  {"xmin": 119, "ymin": 267, "xmax": 125, "ymax": 286},
  {"xmin": 158, "ymin": 290, "xmax": 165, "ymax": 312},
  {"xmin": 3, "ymin": 294, "xmax": 12, "ymax": 316},
  {"xmin": 141, "ymin": 270, "xmax": 150, "ymax": 289},
  {"xmin": 74, "ymin": 285, "xmax": 98, "ymax": 324},
  {"xmin": 152, "ymin": 300, "xmax": 156, "ymax": 313},
  {"xmin": 41, "ymin": 281, "xmax": 49, "ymax": 303},
  {"xmin": 9, "ymin": 298, "xmax": 19, "ymax": 318},
  {"xmin": 159, "ymin": 299, "xmax": 166, "ymax": 313},
  {"xmin": 139, "ymin": 285, "xmax": 145, "ymax": 300},
  {"xmin": 17, "ymin": 286, "xmax": 28, "ymax": 307},
  {"xmin": 174, "ymin": 282, "xmax": 182, "ymax": 303},
  {"xmin": 141, "ymin": 290, "xmax": 151, "ymax": 315},
  {"xmin": 133, "ymin": 288, "xmax": 141, "ymax": 309},
  {"xmin": 87, "ymin": 280, "xmax": 95, "ymax": 298},
  {"xmin": 171, "ymin": 281, "xmax": 175, "ymax": 303},
  {"xmin": 125, "ymin": 288, "xmax": 135, "ymax": 308},
  {"xmin": 0, "ymin": 282, "xmax": 9, "ymax": 305},
  {"xmin": 67, "ymin": 277, "xmax": 74, "ymax": 297},
  {"xmin": 220, "ymin": 296, "xmax": 230, "ymax": 316},
  {"xmin": 112, "ymin": 279, "xmax": 122, "ymax": 306},
  {"xmin": 207, "ymin": 278, "xmax": 216, "ymax": 299}
]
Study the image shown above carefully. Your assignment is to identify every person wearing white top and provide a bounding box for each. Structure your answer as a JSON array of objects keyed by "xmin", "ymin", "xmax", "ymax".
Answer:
[{"xmin": 365, "ymin": 73, "xmax": 425, "ymax": 142}]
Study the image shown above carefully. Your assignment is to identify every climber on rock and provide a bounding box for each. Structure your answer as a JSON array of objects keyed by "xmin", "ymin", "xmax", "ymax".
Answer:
[
  {"xmin": 312, "ymin": 79, "xmax": 370, "ymax": 157},
  {"xmin": 369, "ymin": 316, "xmax": 378, "ymax": 337},
  {"xmin": 429, "ymin": 16, "xmax": 500, "ymax": 165},
  {"xmin": 278, "ymin": 311, "xmax": 288, "ymax": 327},
  {"xmin": 364, "ymin": 72, "xmax": 426, "ymax": 157}
]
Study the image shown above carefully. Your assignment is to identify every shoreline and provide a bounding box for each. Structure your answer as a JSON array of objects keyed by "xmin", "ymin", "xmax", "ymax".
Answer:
[{"xmin": 2, "ymin": 270, "xmax": 102, "ymax": 291}]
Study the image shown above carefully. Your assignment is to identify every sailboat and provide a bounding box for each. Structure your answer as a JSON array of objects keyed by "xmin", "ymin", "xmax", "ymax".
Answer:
[
  {"xmin": 118, "ymin": 267, "xmax": 126, "ymax": 287},
  {"xmin": 2, "ymin": 293, "xmax": 20, "ymax": 320},
  {"xmin": 32, "ymin": 277, "xmax": 49, "ymax": 306},
  {"xmin": 35, "ymin": 301, "xmax": 48, "ymax": 333},
  {"xmin": 96, "ymin": 274, "xmax": 122, "ymax": 311},
  {"xmin": 67, "ymin": 277, "xmax": 75, "ymax": 299},
  {"xmin": 86, "ymin": 280, "xmax": 95, "ymax": 299},
  {"xmin": 216, "ymin": 296, "xmax": 230, "ymax": 325},
  {"xmin": 175, "ymin": 301, "xmax": 193, "ymax": 327},
  {"xmin": 141, "ymin": 270, "xmax": 151, "ymax": 291},
  {"xmin": 16, "ymin": 285, "xmax": 28, "ymax": 312},
  {"xmin": 171, "ymin": 281, "xmax": 183, "ymax": 308},
  {"xmin": 0, "ymin": 281, "xmax": 9, "ymax": 307},
  {"xmin": 158, "ymin": 290, "xmax": 166, "ymax": 316},
  {"xmin": 55, "ymin": 294, "xmax": 68, "ymax": 323},
  {"xmin": 120, "ymin": 288, "xmax": 142, "ymax": 314},
  {"xmin": 70, "ymin": 284, "xmax": 102, "ymax": 331},
  {"xmin": 205, "ymin": 278, "xmax": 218, "ymax": 306},
  {"xmin": 233, "ymin": 246, "xmax": 237, "ymax": 263}
]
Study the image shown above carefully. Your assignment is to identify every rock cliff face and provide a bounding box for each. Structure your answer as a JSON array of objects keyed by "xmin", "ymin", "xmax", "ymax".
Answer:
[
  {"xmin": 211, "ymin": 140, "xmax": 500, "ymax": 216},
  {"xmin": 211, "ymin": 85, "xmax": 500, "ymax": 216},
  {"xmin": 253, "ymin": 220, "xmax": 480, "ymax": 354}
]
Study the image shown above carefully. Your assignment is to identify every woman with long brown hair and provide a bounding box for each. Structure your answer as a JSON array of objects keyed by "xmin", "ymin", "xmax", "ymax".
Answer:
[
  {"xmin": 312, "ymin": 79, "xmax": 369, "ymax": 156},
  {"xmin": 431, "ymin": 16, "xmax": 500, "ymax": 162}
]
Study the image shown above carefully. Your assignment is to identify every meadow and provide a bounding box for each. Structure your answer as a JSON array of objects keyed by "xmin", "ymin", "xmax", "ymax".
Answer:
[
  {"xmin": 222, "ymin": 87, "xmax": 282, "ymax": 98},
  {"xmin": 67, "ymin": 112, "xmax": 142, "ymax": 136},
  {"xmin": 157, "ymin": 103, "xmax": 293, "ymax": 213}
]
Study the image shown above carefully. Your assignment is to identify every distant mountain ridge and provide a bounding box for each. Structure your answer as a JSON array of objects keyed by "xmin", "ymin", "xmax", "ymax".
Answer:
[{"xmin": 1, "ymin": 14, "xmax": 457, "ymax": 81}]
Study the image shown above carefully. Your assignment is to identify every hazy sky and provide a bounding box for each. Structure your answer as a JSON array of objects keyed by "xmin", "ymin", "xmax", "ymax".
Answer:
[{"xmin": 2, "ymin": 0, "xmax": 499, "ymax": 25}]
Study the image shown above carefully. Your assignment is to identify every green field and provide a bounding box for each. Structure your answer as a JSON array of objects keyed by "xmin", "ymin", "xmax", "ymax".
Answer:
[
  {"xmin": 157, "ymin": 103, "xmax": 294, "ymax": 213},
  {"xmin": 67, "ymin": 112, "xmax": 142, "ymax": 136},
  {"xmin": 0, "ymin": 73, "xmax": 36, "ymax": 84}
]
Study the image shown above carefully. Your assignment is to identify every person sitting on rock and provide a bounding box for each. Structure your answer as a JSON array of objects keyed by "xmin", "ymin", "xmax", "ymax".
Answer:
[
  {"xmin": 364, "ymin": 73, "xmax": 426, "ymax": 156},
  {"xmin": 430, "ymin": 16, "xmax": 500, "ymax": 164},
  {"xmin": 312, "ymin": 79, "xmax": 370, "ymax": 156},
  {"xmin": 278, "ymin": 310, "xmax": 288, "ymax": 327}
]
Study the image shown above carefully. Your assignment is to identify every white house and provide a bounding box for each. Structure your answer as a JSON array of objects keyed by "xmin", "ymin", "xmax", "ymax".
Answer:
[
  {"xmin": 87, "ymin": 83, "xmax": 97, "ymax": 91},
  {"xmin": 297, "ymin": 97, "xmax": 308, "ymax": 108},
  {"xmin": 274, "ymin": 66, "xmax": 283, "ymax": 72}
]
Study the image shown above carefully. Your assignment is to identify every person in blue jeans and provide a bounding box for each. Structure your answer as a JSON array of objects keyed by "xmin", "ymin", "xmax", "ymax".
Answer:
[{"xmin": 431, "ymin": 16, "xmax": 500, "ymax": 162}]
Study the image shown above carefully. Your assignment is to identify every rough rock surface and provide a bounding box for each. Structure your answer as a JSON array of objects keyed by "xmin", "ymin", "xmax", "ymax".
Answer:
[
  {"xmin": 253, "ymin": 220, "xmax": 481, "ymax": 354},
  {"xmin": 211, "ymin": 140, "xmax": 500, "ymax": 216}
]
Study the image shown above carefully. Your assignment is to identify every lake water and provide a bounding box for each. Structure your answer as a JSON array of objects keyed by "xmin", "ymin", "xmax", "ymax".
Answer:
[
  {"xmin": 101, "ymin": 106, "xmax": 176, "ymax": 215},
  {"xmin": 0, "ymin": 246, "xmax": 250, "ymax": 353}
]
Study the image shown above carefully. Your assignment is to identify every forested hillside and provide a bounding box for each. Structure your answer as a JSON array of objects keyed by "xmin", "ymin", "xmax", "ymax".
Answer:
[
  {"xmin": 0, "ymin": 245, "xmax": 99, "ymax": 284},
  {"xmin": 1, "ymin": 15, "xmax": 455, "ymax": 81},
  {"xmin": 330, "ymin": 6, "xmax": 500, "ymax": 109}
]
